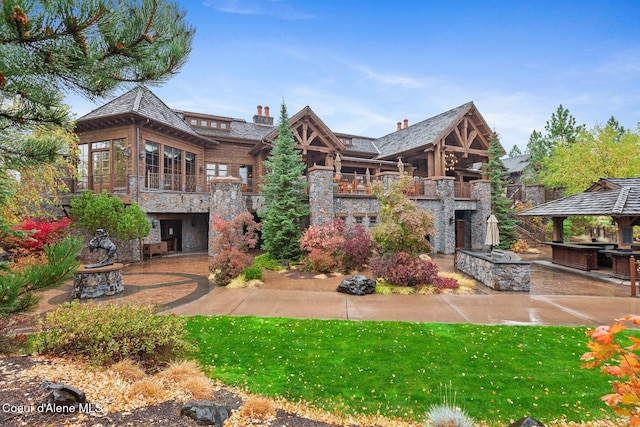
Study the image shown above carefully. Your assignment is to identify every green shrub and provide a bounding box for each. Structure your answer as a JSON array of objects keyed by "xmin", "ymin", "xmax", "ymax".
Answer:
[
  {"xmin": 35, "ymin": 302, "xmax": 195, "ymax": 371},
  {"xmin": 242, "ymin": 265, "xmax": 263, "ymax": 281},
  {"xmin": 253, "ymin": 253, "xmax": 284, "ymax": 271}
]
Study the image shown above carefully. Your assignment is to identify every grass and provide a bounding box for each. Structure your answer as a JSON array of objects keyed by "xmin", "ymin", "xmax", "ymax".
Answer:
[{"xmin": 186, "ymin": 316, "xmax": 622, "ymax": 425}]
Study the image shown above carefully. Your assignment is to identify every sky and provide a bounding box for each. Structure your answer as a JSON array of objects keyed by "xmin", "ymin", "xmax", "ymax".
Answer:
[{"xmin": 65, "ymin": 0, "xmax": 640, "ymax": 154}]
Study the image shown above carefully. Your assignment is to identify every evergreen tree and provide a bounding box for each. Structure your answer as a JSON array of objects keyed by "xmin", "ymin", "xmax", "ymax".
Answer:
[
  {"xmin": 258, "ymin": 103, "xmax": 309, "ymax": 261},
  {"xmin": 524, "ymin": 105, "xmax": 583, "ymax": 183},
  {"xmin": 507, "ymin": 145, "xmax": 523, "ymax": 157},
  {"xmin": 487, "ymin": 134, "xmax": 519, "ymax": 249}
]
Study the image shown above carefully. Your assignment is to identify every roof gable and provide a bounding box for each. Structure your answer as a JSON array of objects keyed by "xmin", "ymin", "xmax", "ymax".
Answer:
[
  {"xmin": 77, "ymin": 86, "xmax": 215, "ymax": 144},
  {"xmin": 263, "ymin": 106, "xmax": 345, "ymax": 154},
  {"xmin": 373, "ymin": 102, "xmax": 493, "ymax": 159}
]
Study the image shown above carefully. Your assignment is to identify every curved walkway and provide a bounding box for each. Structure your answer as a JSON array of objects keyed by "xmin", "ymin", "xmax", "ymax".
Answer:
[{"xmin": 37, "ymin": 250, "xmax": 640, "ymax": 327}]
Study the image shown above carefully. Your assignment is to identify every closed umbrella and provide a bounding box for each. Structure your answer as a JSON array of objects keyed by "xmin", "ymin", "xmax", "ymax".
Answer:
[{"xmin": 485, "ymin": 214, "xmax": 500, "ymax": 250}]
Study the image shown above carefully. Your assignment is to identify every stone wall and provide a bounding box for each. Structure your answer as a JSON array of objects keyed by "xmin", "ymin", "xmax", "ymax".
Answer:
[{"xmin": 455, "ymin": 249, "xmax": 530, "ymax": 291}]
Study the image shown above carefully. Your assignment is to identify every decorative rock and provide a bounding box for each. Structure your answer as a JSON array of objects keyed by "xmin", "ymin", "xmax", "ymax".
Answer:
[
  {"xmin": 180, "ymin": 400, "xmax": 231, "ymax": 426},
  {"xmin": 336, "ymin": 275, "xmax": 376, "ymax": 295},
  {"xmin": 508, "ymin": 416, "xmax": 545, "ymax": 427},
  {"xmin": 37, "ymin": 381, "xmax": 86, "ymax": 410}
]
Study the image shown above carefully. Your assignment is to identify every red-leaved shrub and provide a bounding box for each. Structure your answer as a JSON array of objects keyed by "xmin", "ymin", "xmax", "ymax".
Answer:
[
  {"xmin": 300, "ymin": 220, "xmax": 372, "ymax": 273},
  {"xmin": 342, "ymin": 225, "xmax": 372, "ymax": 271},
  {"xmin": 370, "ymin": 251, "xmax": 439, "ymax": 288},
  {"xmin": 209, "ymin": 212, "xmax": 260, "ymax": 286},
  {"xmin": 12, "ymin": 217, "xmax": 71, "ymax": 250}
]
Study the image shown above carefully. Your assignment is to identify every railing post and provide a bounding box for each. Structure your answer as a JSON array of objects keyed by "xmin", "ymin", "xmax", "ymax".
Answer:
[{"xmin": 631, "ymin": 255, "xmax": 637, "ymax": 297}]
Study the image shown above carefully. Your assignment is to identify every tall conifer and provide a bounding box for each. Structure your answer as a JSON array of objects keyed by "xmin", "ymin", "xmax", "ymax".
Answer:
[
  {"xmin": 487, "ymin": 134, "xmax": 519, "ymax": 249},
  {"xmin": 258, "ymin": 103, "xmax": 309, "ymax": 261}
]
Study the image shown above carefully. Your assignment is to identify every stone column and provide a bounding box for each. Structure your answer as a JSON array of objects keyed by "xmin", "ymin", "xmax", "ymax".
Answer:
[
  {"xmin": 432, "ymin": 177, "xmax": 455, "ymax": 254},
  {"xmin": 308, "ymin": 166, "xmax": 334, "ymax": 226},
  {"xmin": 208, "ymin": 177, "xmax": 245, "ymax": 256},
  {"xmin": 470, "ymin": 180, "xmax": 491, "ymax": 250}
]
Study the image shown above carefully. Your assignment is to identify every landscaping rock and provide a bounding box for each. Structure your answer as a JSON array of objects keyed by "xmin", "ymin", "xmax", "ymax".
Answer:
[
  {"xmin": 180, "ymin": 400, "xmax": 231, "ymax": 426},
  {"xmin": 336, "ymin": 275, "xmax": 376, "ymax": 295},
  {"xmin": 37, "ymin": 381, "xmax": 86, "ymax": 410},
  {"xmin": 508, "ymin": 416, "xmax": 545, "ymax": 427}
]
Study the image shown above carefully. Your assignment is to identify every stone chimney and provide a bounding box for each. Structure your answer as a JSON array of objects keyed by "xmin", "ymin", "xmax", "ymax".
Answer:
[
  {"xmin": 397, "ymin": 122, "xmax": 402, "ymax": 131},
  {"xmin": 403, "ymin": 119, "xmax": 409, "ymax": 129},
  {"xmin": 253, "ymin": 104, "xmax": 274, "ymax": 126}
]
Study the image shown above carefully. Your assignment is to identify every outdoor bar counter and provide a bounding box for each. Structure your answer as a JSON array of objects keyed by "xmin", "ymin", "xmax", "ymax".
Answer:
[
  {"xmin": 600, "ymin": 249, "xmax": 640, "ymax": 280},
  {"xmin": 546, "ymin": 242, "xmax": 601, "ymax": 271}
]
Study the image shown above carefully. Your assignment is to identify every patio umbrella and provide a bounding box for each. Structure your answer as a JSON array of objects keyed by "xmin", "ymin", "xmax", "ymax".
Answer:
[{"xmin": 485, "ymin": 214, "xmax": 500, "ymax": 250}]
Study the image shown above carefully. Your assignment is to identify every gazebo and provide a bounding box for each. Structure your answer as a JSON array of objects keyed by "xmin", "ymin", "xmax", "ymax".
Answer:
[{"xmin": 518, "ymin": 178, "xmax": 640, "ymax": 278}]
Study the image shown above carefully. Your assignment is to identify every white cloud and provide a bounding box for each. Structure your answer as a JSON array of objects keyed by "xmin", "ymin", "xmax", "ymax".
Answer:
[{"xmin": 202, "ymin": 0, "xmax": 314, "ymax": 20}]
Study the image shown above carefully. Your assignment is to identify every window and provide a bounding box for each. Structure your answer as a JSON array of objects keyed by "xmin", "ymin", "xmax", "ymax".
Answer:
[
  {"xmin": 355, "ymin": 216, "xmax": 364, "ymax": 225},
  {"xmin": 190, "ymin": 119, "xmax": 197, "ymax": 125},
  {"xmin": 185, "ymin": 152, "xmax": 196, "ymax": 192},
  {"xmin": 113, "ymin": 139, "xmax": 127, "ymax": 189},
  {"xmin": 77, "ymin": 144, "xmax": 89, "ymax": 190},
  {"xmin": 239, "ymin": 165, "xmax": 253, "ymax": 192},
  {"xmin": 164, "ymin": 146, "xmax": 183, "ymax": 190},
  {"xmin": 206, "ymin": 163, "xmax": 228, "ymax": 182},
  {"xmin": 145, "ymin": 141, "xmax": 160, "ymax": 189},
  {"xmin": 220, "ymin": 123, "xmax": 228, "ymax": 129},
  {"xmin": 201, "ymin": 120, "xmax": 207, "ymax": 126},
  {"xmin": 368, "ymin": 216, "xmax": 378, "ymax": 226}
]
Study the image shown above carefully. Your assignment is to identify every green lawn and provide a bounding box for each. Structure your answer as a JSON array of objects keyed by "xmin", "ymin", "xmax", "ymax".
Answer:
[{"xmin": 185, "ymin": 316, "xmax": 620, "ymax": 425}]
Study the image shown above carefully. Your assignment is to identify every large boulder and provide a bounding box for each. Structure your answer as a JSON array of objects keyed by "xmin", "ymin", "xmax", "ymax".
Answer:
[
  {"xmin": 37, "ymin": 381, "xmax": 86, "ymax": 411},
  {"xmin": 180, "ymin": 400, "xmax": 231, "ymax": 426},
  {"xmin": 336, "ymin": 275, "xmax": 376, "ymax": 295}
]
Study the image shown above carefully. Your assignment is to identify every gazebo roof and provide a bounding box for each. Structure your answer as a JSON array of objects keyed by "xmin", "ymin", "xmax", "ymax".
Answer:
[{"xmin": 519, "ymin": 178, "xmax": 640, "ymax": 217}]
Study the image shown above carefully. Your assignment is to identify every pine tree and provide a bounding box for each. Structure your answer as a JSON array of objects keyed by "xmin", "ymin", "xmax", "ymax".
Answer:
[
  {"xmin": 507, "ymin": 145, "xmax": 523, "ymax": 157},
  {"xmin": 0, "ymin": 0, "xmax": 194, "ymax": 166},
  {"xmin": 524, "ymin": 105, "xmax": 583, "ymax": 183},
  {"xmin": 487, "ymin": 134, "xmax": 519, "ymax": 249},
  {"xmin": 258, "ymin": 103, "xmax": 309, "ymax": 261}
]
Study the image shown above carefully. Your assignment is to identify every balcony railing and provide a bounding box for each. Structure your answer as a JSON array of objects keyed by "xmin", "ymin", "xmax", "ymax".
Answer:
[
  {"xmin": 185, "ymin": 175, "xmax": 196, "ymax": 193},
  {"xmin": 163, "ymin": 173, "xmax": 182, "ymax": 191},
  {"xmin": 454, "ymin": 181, "xmax": 471, "ymax": 198}
]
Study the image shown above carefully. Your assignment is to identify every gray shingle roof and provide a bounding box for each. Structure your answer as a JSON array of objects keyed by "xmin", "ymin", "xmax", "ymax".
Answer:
[
  {"xmin": 373, "ymin": 102, "xmax": 473, "ymax": 159},
  {"xmin": 502, "ymin": 154, "xmax": 530, "ymax": 174},
  {"xmin": 78, "ymin": 86, "xmax": 207, "ymax": 140},
  {"xmin": 519, "ymin": 182, "xmax": 640, "ymax": 217}
]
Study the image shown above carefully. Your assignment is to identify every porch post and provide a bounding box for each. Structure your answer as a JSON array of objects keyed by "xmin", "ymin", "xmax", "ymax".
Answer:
[
  {"xmin": 552, "ymin": 217, "xmax": 566, "ymax": 243},
  {"xmin": 615, "ymin": 216, "xmax": 634, "ymax": 250}
]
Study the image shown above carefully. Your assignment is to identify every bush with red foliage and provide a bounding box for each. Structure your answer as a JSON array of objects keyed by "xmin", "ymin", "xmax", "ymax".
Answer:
[
  {"xmin": 342, "ymin": 224, "xmax": 372, "ymax": 272},
  {"xmin": 300, "ymin": 220, "xmax": 372, "ymax": 273},
  {"xmin": 370, "ymin": 251, "xmax": 439, "ymax": 288},
  {"xmin": 209, "ymin": 212, "xmax": 260, "ymax": 286},
  {"xmin": 12, "ymin": 217, "xmax": 71, "ymax": 250}
]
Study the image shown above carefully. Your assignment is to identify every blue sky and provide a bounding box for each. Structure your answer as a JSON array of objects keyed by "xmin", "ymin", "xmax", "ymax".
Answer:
[{"xmin": 66, "ymin": 0, "xmax": 640, "ymax": 153}]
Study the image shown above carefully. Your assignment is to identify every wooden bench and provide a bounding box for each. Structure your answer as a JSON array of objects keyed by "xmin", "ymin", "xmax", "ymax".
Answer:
[{"xmin": 143, "ymin": 242, "xmax": 168, "ymax": 259}]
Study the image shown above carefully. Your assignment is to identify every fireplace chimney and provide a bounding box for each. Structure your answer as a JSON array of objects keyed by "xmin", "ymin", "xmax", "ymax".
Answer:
[
  {"xmin": 253, "ymin": 104, "xmax": 274, "ymax": 126},
  {"xmin": 403, "ymin": 119, "xmax": 408, "ymax": 129},
  {"xmin": 397, "ymin": 122, "xmax": 402, "ymax": 131}
]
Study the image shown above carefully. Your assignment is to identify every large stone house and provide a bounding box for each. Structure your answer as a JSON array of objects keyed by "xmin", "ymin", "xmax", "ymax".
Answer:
[{"xmin": 66, "ymin": 86, "xmax": 499, "ymax": 260}]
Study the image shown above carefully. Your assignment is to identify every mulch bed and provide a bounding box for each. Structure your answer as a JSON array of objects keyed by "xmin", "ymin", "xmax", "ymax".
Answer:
[{"xmin": 0, "ymin": 355, "xmax": 387, "ymax": 427}]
